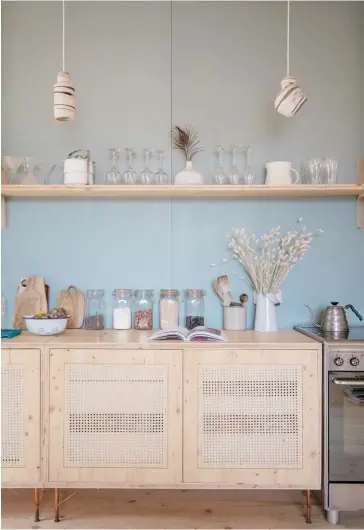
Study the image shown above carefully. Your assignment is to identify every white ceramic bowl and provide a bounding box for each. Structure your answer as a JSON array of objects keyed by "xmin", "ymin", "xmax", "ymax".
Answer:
[{"xmin": 23, "ymin": 317, "xmax": 68, "ymax": 335}]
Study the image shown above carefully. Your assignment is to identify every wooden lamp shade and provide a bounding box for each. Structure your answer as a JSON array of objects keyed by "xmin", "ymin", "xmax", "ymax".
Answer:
[{"xmin": 54, "ymin": 71, "xmax": 75, "ymax": 122}]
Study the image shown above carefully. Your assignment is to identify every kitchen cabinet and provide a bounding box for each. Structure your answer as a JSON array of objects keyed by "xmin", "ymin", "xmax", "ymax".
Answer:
[
  {"xmin": 1, "ymin": 330, "xmax": 322, "ymax": 492},
  {"xmin": 1, "ymin": 348, "xmax": 41, "ymax": 485},
  {"xmin": 183, "ymin": 349, "xmax": 321, "ymax": 488},
  {"xmin": 48, "ymin": 348, "xmax": 182, "ymax": 485}
]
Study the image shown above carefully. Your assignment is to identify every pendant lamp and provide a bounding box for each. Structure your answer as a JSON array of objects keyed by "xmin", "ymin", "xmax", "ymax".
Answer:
[
  {"xmin": 274, "ymin": 0, "xmax": 307, "ymax": 117},
  {"xmin": 54, "ymin": 0, "xmax": 75, "ymax": 121}
]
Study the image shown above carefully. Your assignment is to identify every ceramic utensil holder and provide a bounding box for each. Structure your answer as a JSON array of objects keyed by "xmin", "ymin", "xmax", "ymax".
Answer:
[
  {"xmin": 223, "ymin": 306, "xmax": 247, "ymax": 331},
  {"xmin": 254, "ymin": 293, "xmax": 278, "ymax": 332},
  {"xmin": 54, "ymin": 71, "xmax": 76, "ymax": 122}
]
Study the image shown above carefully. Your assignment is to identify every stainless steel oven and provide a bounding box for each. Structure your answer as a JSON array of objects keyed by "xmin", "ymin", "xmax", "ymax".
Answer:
[{"xmin": 295, "ymin": 326, "xmax": 364, "ymax": 525}]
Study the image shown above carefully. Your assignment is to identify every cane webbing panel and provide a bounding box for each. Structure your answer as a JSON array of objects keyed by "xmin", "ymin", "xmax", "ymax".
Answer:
[
  {"xmin": 198, "ymin": 365, "xmax": 303, "ymax": 469},
  {"xmin": 1, "ymin": 366, "xmax": 25, "ymax": 467},
  {"xmin": 64, "ymin": 363, "xmax": 168, "ymax": 468}
]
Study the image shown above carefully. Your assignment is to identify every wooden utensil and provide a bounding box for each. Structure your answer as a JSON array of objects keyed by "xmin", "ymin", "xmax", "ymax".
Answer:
[
  {"xmin": 212, "ymin": 280, "xmax": 224, "ymax": 302},
  {"xmin": 217, "ymin": 275, "xmax": 233, "ymax": 307},
  {"xmin": 56, "ymin": 285, "xmax": 85, "ymax": 328},
  {"xmin": 12, "ymin": 276, "xmax": 47, "ymax": 330}
]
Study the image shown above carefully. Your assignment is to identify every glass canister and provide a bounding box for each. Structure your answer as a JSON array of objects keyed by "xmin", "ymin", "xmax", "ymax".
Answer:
[
  {"xmin": 134, "ymin": 289, "xmax": 154, "ymax": 330},
  {"xmin": 185, "ymin": 289, "xmax": 205, "ymax": 329},
  {"xmin": 112, "ymin": 289, "xmax": 132, "ymax": 330},
  {"xmin": 85, "ymin": 289, "xmax": 105, "ymax": 330},
  {"xmin": 159, "ymin": 289, "xmax": 179, "ymax": 329}
]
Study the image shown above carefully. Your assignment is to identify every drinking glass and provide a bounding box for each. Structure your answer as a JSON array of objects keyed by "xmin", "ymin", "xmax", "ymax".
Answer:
[
  {"xmin": 228, "ymin": 144, "xmax": 242, "ymax": 185},
  {"xmin": 123, "ymin": 148, "xmax": 137, "ymax": 184},
  {"xmin": 140, "ymin": 148, "xmax": 154, "ymax": 185},
  {"xmin": 302, "ymin": 158, "xmax": 322, "ymax": 184},
  {"xmin": 214, "ymin": 145, "xmax": 227, "ymax": 184},
  {"xmin": 324, "ymin": 157, "xmax": 338, "ymax": 184},
  {"xmin": 154, "ymin": 150, "xmax": 169, "ymax": 185},
  {"xmin": 242, "ymin": 144, "xmax": 256, "ymax": 185},
  {"xmin": 106, "ymin": 148, "xmax": 122, "ymax": 184},
  {"xmin": 34, "ymin": 162, "xmax": 56, "ymax": 185}
]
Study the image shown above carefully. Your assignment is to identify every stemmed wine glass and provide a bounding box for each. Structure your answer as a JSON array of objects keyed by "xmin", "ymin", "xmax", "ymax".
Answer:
[
  {"xmin": 228, "ymin": 144, "xmax": 242, "ymax": 185},
  {"xmin": 106, "ymin": 148, "xmax": 122, "ymax": 185},
  {"xmin": 242, "ymin": 145, "xmax": 256, "ymax": 185},
  {"xmin": 123, "ymin": 148, "xmax": 137, "ymax": 184},
  {"xmin": 154, "ymin": 150, "xmax": 169, "ymax": 185},
  {"xmin": 140, "ymin": 148, "xmax": 154, "ymax": 185},
  {"xmin": 19, "ymin": 157, "xmax": 37, "ymax": 184},
  {"xmin": 214, "ymin": 145, "xmax": 228, "ymax": 184},
  {"xmin": 1, "ymin": 156, "xmax": 24, "ymax": 184}
]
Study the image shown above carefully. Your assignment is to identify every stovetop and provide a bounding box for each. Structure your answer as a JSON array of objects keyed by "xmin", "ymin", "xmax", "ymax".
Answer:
[{"xmin": 295, "ymin": 326, "xmax": 364, "ymax": 343}]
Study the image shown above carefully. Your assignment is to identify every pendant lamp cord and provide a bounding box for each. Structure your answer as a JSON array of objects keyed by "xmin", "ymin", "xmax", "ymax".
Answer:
[
  {"xmin": 286, "ymin": 0, "xmax": 290, "ymax": 77},
  {"xmin": 62, "ymin": 0, "xmax": 65, "ymax": 72}
]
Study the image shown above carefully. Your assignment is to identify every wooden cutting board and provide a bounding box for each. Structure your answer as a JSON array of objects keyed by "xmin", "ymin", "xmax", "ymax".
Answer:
[
  {"xmin": 12, "ymin": 276, "xmax": 47, "ymax": 330},
  {"xmin": 56, "ymin": 285, "xmax": 85, "ymax": 329}
]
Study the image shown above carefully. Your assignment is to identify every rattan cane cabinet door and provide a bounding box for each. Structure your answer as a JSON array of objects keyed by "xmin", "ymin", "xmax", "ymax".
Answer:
[
  {"xmin": 184, "ymin": 349, "xmax": 321, "ymax": 488},
  {"xmin": 49, "ymin": 349, "xmax": 182, "ymax": 484},
  {"xmin": 1, "ymin": 349, "xmax": 41, "ymax": 485}
]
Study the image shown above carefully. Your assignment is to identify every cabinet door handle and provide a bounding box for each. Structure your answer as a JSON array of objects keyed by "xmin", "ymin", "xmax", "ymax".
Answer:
[{"xmin": 332, "ymin": 377, "xmax": 364, "ymax": 386}]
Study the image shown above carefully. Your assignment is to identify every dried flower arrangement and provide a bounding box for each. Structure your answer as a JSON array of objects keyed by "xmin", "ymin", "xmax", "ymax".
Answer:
[
  {"xmin": 228, "ymin": 218, "xmax": 323, "ymax": 294},
  {"xmin": 171, "ymin": 125, "xmax": 203, "ymax": 162}
]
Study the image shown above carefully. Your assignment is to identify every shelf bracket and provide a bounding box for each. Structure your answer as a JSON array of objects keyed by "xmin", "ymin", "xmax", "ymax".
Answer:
[
  {"xmin": 1, "ymin": 195, "xmax": 6, "ymax": 230},
  {"xmin": 357, "ymin": 158, "xmax": 363, "ymax": 229}
]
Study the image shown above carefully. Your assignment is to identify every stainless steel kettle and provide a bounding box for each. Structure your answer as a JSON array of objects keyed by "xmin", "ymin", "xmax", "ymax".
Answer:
[{"xmin": 305, "ymin": 302, "xmax": 363, "ymax": 332}]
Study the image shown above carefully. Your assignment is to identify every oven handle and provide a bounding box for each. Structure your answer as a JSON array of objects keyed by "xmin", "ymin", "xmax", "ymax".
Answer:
[{"xmin": 332, "ymin": 377, "xmax": 364, "ymax": 386}]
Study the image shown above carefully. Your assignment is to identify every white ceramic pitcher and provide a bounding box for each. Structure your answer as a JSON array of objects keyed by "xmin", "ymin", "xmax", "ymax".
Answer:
[{"xmin": 265, "ymin": 161, "xmax": 299, "ymax": 186}]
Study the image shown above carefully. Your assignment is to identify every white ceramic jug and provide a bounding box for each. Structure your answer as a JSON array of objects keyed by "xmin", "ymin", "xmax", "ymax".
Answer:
[{"xmin": 265, "ymin": 161, "xmax": 299, "ymax": 186}]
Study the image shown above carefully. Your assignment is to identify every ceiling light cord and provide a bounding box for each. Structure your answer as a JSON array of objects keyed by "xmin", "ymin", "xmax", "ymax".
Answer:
[
  {"xmin": 62, "ymin": 0, "xmax": 65, "ymax": 72},
  {"xmin": 286, "ymin": 0, "xmax": 290, "ymax": 77}
]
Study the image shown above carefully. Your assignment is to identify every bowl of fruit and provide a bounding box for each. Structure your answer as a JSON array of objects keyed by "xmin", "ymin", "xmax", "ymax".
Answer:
[{"xmin": 23, "ymin": 308, "xmax": 69, "ymax": 335}]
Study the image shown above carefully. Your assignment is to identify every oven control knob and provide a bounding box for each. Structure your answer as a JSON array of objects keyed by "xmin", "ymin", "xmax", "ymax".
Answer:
[
  {"xmin": 334, "ymin": 356, "xmax": 344, "ymax": 366},
  {"xmin": 350, "ymin": 357, "xmax": 360, "ymax": 367}
]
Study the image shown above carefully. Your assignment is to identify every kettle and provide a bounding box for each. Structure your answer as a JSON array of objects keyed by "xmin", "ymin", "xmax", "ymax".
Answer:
[{"xmin": 305, "ymin": 302, "xmax": 363, "ymax": 332}]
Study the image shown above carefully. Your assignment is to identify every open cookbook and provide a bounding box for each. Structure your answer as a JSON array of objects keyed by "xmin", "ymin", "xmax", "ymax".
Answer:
[{"xmin": 149, "ymin": 326, "xmax": 227, "ymax": 342}]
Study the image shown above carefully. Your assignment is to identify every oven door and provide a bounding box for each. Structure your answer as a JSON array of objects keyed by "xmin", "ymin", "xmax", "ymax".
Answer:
[{"xmin": 328, "ymin": 372, "xmax": 364, "ymax": 484}]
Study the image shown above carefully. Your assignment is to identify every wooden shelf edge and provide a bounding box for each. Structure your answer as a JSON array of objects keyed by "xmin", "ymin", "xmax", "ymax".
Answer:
[{"xmin": 2, "ymin": 184, "xmax": 364, "ymax": 199}]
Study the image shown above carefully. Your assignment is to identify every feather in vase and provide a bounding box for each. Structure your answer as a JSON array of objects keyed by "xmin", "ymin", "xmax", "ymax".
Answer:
[{"xmin": 171, "ymin": 125, "xmax": 203, "ymax": 161}]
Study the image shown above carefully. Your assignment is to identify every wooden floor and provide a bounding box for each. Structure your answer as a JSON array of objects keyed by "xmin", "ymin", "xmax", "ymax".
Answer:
[{"xmin": 2, "ymin": 489, "xmax": 364, "ymax": 529}]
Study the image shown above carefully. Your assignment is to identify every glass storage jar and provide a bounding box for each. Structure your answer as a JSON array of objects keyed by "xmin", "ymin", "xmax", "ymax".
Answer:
[
  {"xmin": 112, "ymin": 289, "xmax": 132, "ymax": 329},
  {"xmin": 85, "ymin": 289, "xmax": 105, "ymax": 330},
  {"xmin": 185, "ymin": 289, "xmax": 205, "ymax": 329},
  {"xmin": 159, "ymin": 289, "xmax": 179, "ymax": 329},
  {"xmin": 134, "ymin": 289, "xmax": 154, "ymax": 330}
]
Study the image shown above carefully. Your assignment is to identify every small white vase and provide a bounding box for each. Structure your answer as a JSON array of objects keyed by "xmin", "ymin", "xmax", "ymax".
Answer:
[
  {"xmin": 254, "ymin": 293, "xmax": 278, "ymax": 332},
  {"xmin": 174, "ymin": 161, "xmax": 204, "ymax": 185}
]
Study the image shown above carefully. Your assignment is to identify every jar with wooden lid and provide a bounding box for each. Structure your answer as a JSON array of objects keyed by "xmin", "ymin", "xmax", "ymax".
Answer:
[
  {"xmin": 112, "ymin": 289, "xmax": 132, "ymax": 330},
  {"xmin": 159, "ymin": 289, "xmax": 179, "ymax": 329},
  {"xmin": 85, "ymin": 289, "xmax": 105, "ymax": 330},
  {"xmin": 185, "ymin": 289, "xmax": 205, "ymax": 330},
  {"xmin": 134, "ymin": 289, "xmax": 154, "ymax": 330}
]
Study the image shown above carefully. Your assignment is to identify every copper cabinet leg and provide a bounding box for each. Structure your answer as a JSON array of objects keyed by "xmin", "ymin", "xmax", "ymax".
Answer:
[
  {"xmin": 305, "ymin": 489, "xmax": 312, "ymax": 524},
  {"xmin": 54, "ymin": 488, "xmax": 60, "ymax": 523},
  {"xmin": 34, "ymin": 488, "xmax": 40, "ymax": 522}
]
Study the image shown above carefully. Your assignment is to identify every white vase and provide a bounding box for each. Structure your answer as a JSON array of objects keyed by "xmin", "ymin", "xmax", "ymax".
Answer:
[
  {"xmin": 254, "ymin": 293, "xmax": 278, "ymax": 332},
  {"xmin": 174, "ymin": 161, "xmax": 204, "ymax": 185}
]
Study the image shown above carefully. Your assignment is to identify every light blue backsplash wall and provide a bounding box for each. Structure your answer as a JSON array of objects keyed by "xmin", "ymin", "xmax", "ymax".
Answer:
[{"xmin": 2, "ymin": 1, "xmax": 364, "ymax": 329}]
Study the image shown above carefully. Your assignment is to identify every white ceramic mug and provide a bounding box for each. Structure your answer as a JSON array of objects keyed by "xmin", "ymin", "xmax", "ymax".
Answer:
[{"xmin": 265, "ymin": 161, "xmax": 299, "ymax": 186}]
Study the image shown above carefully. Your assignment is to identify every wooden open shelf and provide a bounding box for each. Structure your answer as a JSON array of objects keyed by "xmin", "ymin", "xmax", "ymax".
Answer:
[
  {"xmin": 2, "ymin": 183, "xmax": 364, "ymax": 229},
  {"xmin": 2, "ymin": 183, "xmax": 364, "ymax": 198}
]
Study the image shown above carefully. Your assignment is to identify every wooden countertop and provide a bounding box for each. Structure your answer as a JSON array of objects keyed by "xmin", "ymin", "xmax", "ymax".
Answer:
[{"xmin": 1, "ymin": 329, "xmax": 320, "ymax": 350}]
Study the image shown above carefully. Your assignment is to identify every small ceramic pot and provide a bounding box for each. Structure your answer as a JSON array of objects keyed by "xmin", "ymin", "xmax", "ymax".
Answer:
[{"xmin": 174, "ymin": 161, "xmax": 204, "ymax": 185}]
